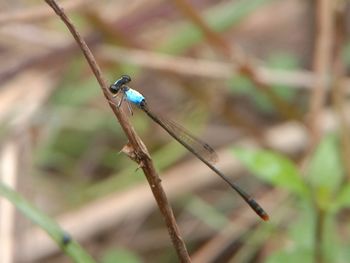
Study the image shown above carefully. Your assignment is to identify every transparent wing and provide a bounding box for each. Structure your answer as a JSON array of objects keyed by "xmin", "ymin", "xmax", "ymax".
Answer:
[{"xmin": 149, "ymin": 111, "xmax": 218, "ymax": 164}]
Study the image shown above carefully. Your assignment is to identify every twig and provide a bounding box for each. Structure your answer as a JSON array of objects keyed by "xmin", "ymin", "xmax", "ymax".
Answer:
[
  {"xmin": 331, "ymin": 3, "xmax": 350, "ymax": 179},
  {"xmin": 44, "ymin": 0, "xmax": 191, "ymax": 262},
  {"xmin": 308, "ymin": 0, "xmax": 334, "ymax": 148}
]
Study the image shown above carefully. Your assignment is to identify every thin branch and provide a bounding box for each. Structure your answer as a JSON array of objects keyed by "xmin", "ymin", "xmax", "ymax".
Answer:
[
  {"xmin": 331, "ymin": 3, "xmax": 350, "ymax": 180},
  {"xmin": 308, "ymin": 0, "xmax": 334, "ymax": 147},
  {"xmin": 44, "ymin": 0, "xmax": 191, "ymax": 262}
]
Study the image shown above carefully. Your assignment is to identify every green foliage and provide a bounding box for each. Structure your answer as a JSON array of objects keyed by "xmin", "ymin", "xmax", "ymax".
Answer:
[
  {"xmin": 306, "ymin": 134, "xmax": 344, "ymax": 210},
  {"xmin": 321, "ymin": 215, "xmax": 347, "ymax": 263},
  {"xmin": 102, "ymin": 249, "xmax": 141, "ymax": 263},
  {"xmin": 233, "ymin": 134, "xmax": 349, "ymax": 263},
  {"xmin": 264, "ymin": 205, "xmax": 314, "ymax": 263},
  {"xmin": 0, "ymin": 183, "xmax": 95, "ymax": 263},
  {"xmin": 333, "ymin": 183, "xmax": 350, "ymax": 211},
  {"xmin": 288, "ymin": 203, "xmax": 315, "ymax": 249}
]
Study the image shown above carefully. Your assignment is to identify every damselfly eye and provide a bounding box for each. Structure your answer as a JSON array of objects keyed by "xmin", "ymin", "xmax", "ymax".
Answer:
[
  {"xmin": 121, "ymin": 75, "xmax": 131, "ymax": 83},
  {"xmin": 113, "ymin": 75, "xmax": 131, "ymax": 88},
  {"xmin": 109, "ymin": 84, "xmax": 120, "ymax": 94}
]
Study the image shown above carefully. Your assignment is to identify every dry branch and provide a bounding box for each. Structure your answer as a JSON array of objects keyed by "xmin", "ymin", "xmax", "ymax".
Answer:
[{"xmin": 44, "ymin": 0, "xmax": 191, "ymax": 262}]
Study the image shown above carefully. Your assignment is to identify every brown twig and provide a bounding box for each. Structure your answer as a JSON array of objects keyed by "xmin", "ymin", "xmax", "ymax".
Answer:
[
  {"xmin": 44, "ymin": 0, "xmax": 191, "ymax": 262},
  {"xmin": 172, "ymin": 0, "xmax": 303, "ymax": 121},
  {"xmin": 331, "ymin": 3, "xmax": 350, "ymax": 180},
  {"xmin": 308, "ymin": 0, "xmax": 334, "ymax": 148}
]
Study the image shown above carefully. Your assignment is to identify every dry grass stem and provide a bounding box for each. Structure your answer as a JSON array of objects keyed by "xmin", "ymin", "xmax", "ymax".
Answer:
[{"xmin": 0, "ymin": 141, "xmax": 19, "ymax": 263}]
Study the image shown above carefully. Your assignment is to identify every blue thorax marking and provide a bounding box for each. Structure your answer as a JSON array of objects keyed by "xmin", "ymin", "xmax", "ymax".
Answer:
[{"xmin": 125, "ymin": 88, "xmax": 145, "ymax": 105}]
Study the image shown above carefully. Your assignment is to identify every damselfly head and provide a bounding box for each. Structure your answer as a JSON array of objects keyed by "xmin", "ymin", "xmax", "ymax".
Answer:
[
  {"xmin": 115, "ymin": 75, "xmax": 131, "ymax": 87},
  {"xmin": 109, "ymin": 84, "xmax": 120, "ymax": 94},
  {"xmin": 109, "ymin": 75, "xmax": 132, "ymax": 94}
]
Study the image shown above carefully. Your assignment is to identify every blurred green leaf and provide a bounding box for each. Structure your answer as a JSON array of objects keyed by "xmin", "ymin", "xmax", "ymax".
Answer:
[
  {"xmin": 288, "ymin": 203, "xmax": 315, "ymax": 249},
  {"xmin": 232, "ymin": 147, "xmax": 309, "ymax": 197},
  {"xmin": 322, "ymin": 214, "xmax": 344, "ymax": 263},
  {"xmin": 0, "ymin": 183, "xmax": 95, "ymax": 263},
  {"xmin": 306, "ymin": 134, "xmax": 344, "ymax": 210},
  {"xmin": 266, "ymin": 206, "xmax": 314, "ymax": 263},
  {"xmin": 332, "ymin": 183, "xmax": 350, "ymax": 212},
  {"xmin": 102, "ymin": 249, "xmax": 141, "ymax": 263},
  {"xmin": 266, "ymin": 195, "xmax": 346, "ymax": 263}
]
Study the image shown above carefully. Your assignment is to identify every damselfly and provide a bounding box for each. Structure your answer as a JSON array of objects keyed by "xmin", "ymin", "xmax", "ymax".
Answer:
[{"xmin": 109, "ymin": 75, "xmax": 269, "ymax": 221}]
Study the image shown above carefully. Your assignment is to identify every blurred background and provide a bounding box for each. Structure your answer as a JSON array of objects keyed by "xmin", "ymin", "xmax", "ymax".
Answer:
[{"xmin": 0, "ymin": 0, "xmax": 349, "ymax": 262}]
